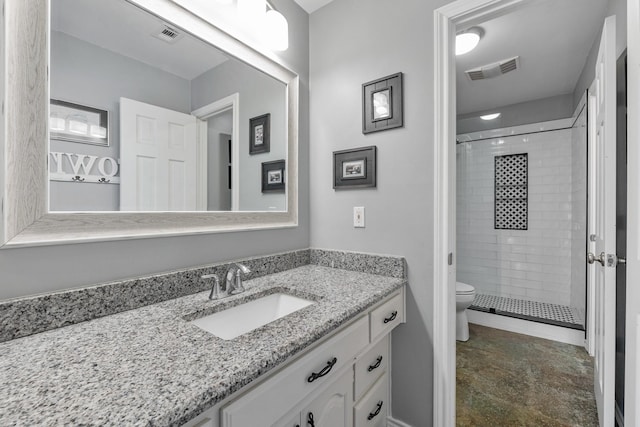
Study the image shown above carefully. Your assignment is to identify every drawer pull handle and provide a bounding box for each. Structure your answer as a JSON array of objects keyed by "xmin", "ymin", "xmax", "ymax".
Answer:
[
  {"xmin": 307, "ymin": 412, "xmax": 315, "ymax": 426},
  {"xmin": 367, "ymin": 401, "xmax": 383, "ymax": 420},
  {"xmin": 307, "ymin": 357, "xmax": 337, "ymax": 383},
  {"xmin": 368, "ymin": 356, "xmax": 383, "ymax": 372},
  {"xmin": 383, "ymin": 311, "xmax": 398, "ymax": 323}
]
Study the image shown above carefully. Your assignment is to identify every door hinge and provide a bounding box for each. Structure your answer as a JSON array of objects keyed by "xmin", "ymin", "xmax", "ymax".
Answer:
[{"xmin": 448, "ymin": 252, "xmax": 454, "ymax": 266}]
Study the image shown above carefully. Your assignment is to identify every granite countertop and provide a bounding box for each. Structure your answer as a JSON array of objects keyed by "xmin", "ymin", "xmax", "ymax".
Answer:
[{"xmin": 0, "ymin": 265, "xmax": 405, "ymax": 426}]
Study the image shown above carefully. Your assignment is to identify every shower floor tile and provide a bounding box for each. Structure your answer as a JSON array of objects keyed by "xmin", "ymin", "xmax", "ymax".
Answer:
[{"xmin": 470, "ymin": 293, "xmax": 584, "ymax": 330}]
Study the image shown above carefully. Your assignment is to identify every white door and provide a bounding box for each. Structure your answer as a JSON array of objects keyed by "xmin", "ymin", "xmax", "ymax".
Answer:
[
  {"xmin": 587, "ymin": 15, "xmax": 616, "ymax": 427},
  {"xmin": 120, "ymin": 98, "xmax": 197, "ymax": 211}
]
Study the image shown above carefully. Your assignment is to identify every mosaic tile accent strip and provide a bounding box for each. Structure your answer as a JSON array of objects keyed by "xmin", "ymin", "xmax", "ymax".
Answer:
[
  {"xmin": 0, "ymin": 249, "xmax": 310, "ymax": 343},
  {"xmin": 470, "ymin": 293, "xmax": 584, "ymax": 330},
  {"xmin": 495, "ymin": 153, "xmax": 528, "ymax": 230},
  {"xmin": 310, "ymin": 248, "xmax": 407, "ymax": 279}
]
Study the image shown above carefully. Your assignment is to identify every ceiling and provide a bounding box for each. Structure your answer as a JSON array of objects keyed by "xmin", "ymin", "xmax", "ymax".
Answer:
[
  {"xmin": 51, "ymin": 0, "xmax": 229, "ymax": 80},
  {"xmin": 293, "ymin": 0, "xmax": 335, "ymax": 13},
  {"xmin": 456, "ymin": 0, "xmax": 609, "ymax": 115}
]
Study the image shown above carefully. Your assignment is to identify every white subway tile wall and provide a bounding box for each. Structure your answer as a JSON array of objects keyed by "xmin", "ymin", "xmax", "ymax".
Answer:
[
  {"xmin": 457, "ymin": 125, "xmax": 581, "ymax": 309},
  {"xmin": 570, "ymin": 106, "xmax": 587, "ymax": 321}
]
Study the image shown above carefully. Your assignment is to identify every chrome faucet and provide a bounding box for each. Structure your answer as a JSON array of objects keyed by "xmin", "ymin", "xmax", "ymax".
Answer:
[
  {"xmin": 225, "ymin": 263, "xmax": 251, "ymax": 295},
  {"xmin": 201, "ymin": 263, "xmax": 251, "ymax": 300}
]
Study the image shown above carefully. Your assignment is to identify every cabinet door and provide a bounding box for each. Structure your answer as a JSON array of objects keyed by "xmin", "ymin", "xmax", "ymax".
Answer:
[
  {"xmin": 302, "ymin": 371, "xmax": 353, "ymax": 427},
  {"xmin": 274, "ymin": 412, "xmax": 301, "ymax": 427}
]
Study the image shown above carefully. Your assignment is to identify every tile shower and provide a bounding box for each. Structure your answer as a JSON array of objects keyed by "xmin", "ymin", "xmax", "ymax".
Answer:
[{"xmin": 456, "ymin": 106, "xmax": 587, "ymax": 330}]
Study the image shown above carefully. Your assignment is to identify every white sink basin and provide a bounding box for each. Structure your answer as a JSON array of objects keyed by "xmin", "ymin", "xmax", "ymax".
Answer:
[{"xmin": 190, "ymin": 293, "xmax": 315, "ymax": 340}]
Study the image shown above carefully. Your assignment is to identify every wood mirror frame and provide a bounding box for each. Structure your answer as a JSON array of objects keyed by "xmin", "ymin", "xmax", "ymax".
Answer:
[{"xmin": 0, "ymin": 0, "xmax": 299, "ymax": 248}]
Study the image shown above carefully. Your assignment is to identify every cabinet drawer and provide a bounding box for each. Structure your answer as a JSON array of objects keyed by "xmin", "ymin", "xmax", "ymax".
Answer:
[
  {"xmin": 354, "ymin": 335, "xmax": 389, "ymax": 400},
  {"xmin": 353, "ymin": 373, "xmax": 388, "ymax": 427},
  {"xmin": 369, "ymin": 291, "xmax": 404, "ymax": 342},
  {"xmin": 221, "ymin": 315, "xmax": 368, "ymax": 427}
]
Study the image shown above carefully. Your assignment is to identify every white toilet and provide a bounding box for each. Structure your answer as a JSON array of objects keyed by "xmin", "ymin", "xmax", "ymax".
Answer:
[{"xmin": 456, "ymin": 281, "xmax": 476, "ymax": 342}]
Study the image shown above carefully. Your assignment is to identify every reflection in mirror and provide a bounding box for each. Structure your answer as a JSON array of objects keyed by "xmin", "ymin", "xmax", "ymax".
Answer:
[{"xmin": 49, "ymin": 0, "xmax": 287, "ymax": 212}]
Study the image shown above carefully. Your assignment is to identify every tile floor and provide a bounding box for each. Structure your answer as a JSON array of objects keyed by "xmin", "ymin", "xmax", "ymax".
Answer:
[
  {"xmin": 457, "ymin": 324, "xmax": 598, "ymax": 426},
  {"xmin": 471, "ymin": 293, "xmax": 585, "ymax": 330}
]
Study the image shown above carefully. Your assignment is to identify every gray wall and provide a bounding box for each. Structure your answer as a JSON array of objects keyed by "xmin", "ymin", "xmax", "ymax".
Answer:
[
  {"xmin": 0, "ymin": 0, "xmax": 309, "ymax": 300},
  {"xmin": 456, "ymin": 94, "xmax": 574, "ymax": 134},
  {"xmin": 573, "ymin": 0, "xmax": 627, "ymax": 107},
  {"xmin": 309, "ymin": 0, "xmax": 449, "ymax": 424},
  {"xmin": 50, "ymin": 31, "xmax": 192, "ymax": 211},
  {"xmin": 191, "ymin": 59, "xmax": 287, "ymax": 212}
]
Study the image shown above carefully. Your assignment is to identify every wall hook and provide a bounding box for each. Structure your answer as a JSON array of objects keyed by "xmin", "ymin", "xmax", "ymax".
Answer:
[
  {"xmin": 97, "ymin": 177, "xmax": 110, "ymax": 183},
  {"xmin": 71, "ymin": 175, "xmax": 85, "ymax": 182}
]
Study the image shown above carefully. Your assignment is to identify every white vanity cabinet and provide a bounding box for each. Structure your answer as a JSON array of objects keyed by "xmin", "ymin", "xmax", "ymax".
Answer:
[
  {"xmin": 299, "ymin": 370, "xmax": 354, "ymax": 427},
  {"xmin": 184, "ymin": 287, "xmax": 405, "ymax": 427}
]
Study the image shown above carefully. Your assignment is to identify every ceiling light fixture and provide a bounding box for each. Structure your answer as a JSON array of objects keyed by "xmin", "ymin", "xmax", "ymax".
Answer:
[
  {"xmin": 456, "ymin": 27, "xmax": 483, "ymax": 56},
  {"xmin": 480, "ymin": 113, "xmax": 501, "ymax": 121}
]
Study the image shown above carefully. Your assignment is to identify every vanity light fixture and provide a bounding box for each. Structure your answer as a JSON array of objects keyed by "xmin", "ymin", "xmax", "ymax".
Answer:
[
  {"xmin": 238, "ymin": 0, "xmax": 266, "ymax": 27},
  {"xmin": 456, "ymin": 27, "xmax": 483, "ymax": 56},
  {"xmin": 480, "ymin": 112, "xmax": 501, "ymax": 120},
  {"xmin": 265, "ymin": 7, "xmax": 289, "ymax": 51}
]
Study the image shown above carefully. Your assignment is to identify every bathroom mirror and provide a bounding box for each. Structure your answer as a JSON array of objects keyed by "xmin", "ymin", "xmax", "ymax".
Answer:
[
  {"xmin": 50, "ymin": 0, "xmax": 287, "ymax": 213},
  {"xmin": 0, "ymin": 0, "xmax": 298, "ymax": 247}
]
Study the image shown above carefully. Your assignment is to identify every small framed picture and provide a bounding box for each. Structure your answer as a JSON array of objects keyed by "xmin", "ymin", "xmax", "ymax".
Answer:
[
  {"xmin": 362, "ymin": 72, "xmax": 403, "ymax": 134},
  {"xmin": 49, "ymin": 99, "xmax": 110, "ymax": 146},
  {"xmin": 262, "ymin": 159, "xmax": 285, "ymax": 193},
  {"xmin": 333, "ymin": 146, "xmax": 376, "ymax": 189},
  {"xmin": 250, "ymin": 113, "xmax": 270, "ymax": 154}
]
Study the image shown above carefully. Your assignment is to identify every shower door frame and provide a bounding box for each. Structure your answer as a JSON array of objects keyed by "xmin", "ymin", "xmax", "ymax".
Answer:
[{"xmin": 433, "ymin": 1, "xmax": 640, "ymax": 427}]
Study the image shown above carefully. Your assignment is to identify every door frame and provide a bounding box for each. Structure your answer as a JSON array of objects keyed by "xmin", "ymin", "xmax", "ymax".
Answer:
[
  {"xmin": 625, "ymin": 0, "xmax": 640, "ymax": 424},
  {"xmin": 192, "ymin": 92, "xmax": 240, "ymax": 211},
  {"xmin": 434, "ymin": 1, "xmax": 640, "ymax": 427},
  {"xmin": 432, "ymin": 1, "xmax": 528, "ymax": 424}
]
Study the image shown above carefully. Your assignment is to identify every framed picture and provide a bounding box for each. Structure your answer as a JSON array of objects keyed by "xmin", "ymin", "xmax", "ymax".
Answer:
[
  {"xmin": 362, "ymin": 72, "xmax": 403, "ymax": 134},
  {"xmin": 250, "ymin": 113, "xmax": 271, "ymax": 154},
  {"xmin": 333, "ymin": 146, "xmax": 376, "ymax": 189},
  {"xmin": 49, "ymin": 99, "xmax": 110, "ymax": 146},
  {"xmin": 262, "ymin": 159, "xmax": 285, "ymax": 193}
]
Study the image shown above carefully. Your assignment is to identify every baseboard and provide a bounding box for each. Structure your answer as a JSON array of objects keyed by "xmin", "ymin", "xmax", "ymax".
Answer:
[
  {"xmin": 467, "ymin": 310, "xmax": 586, "ymax": 347},
  {"xmin": 387, "ymin": 416, "xmax": 413, "ymax": 427}
]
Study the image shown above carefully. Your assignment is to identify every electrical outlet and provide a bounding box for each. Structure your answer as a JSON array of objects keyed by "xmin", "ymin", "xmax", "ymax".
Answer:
[{"xmin": 353, "ymin": 206, "xmax": 365, "ymax": 228}]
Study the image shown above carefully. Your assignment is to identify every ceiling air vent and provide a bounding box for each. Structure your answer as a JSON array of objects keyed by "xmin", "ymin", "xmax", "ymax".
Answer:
[
  {"xmin": 152, "ymin": 25, "xmax": 183, "ymax": 44},
  {"xmin": 465, "ymin": 56, "xmax": 520, "ymax": 81}
]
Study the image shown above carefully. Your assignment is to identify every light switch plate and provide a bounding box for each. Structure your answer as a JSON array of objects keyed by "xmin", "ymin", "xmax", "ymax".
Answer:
[{"xmin": 353, "ymin": 206, "xmax": 365, "ymax": 228}]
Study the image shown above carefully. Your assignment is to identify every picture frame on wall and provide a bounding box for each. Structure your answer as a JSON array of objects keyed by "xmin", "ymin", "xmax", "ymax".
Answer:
[
  {"xmin": 362, "ymin": 72, "xmax": 403, "ymax": 134},
  {"xmin": 249, "ymin": 113, "xmax": 271, "ymax": 154},
  {"xmin": 262, "ymin": 159, "xmax": 285, "ymax": 193},
  {"xmin": 333, "ymin": 146, "xmax": 377, "ymax": 189},
  {"xmin": 49, "ymin": 99, "xmax": 110, "ymax": 146}
]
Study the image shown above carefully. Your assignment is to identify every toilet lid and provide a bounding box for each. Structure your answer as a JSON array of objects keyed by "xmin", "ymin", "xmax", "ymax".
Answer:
[{"xmin": 456, "ymin": 282, "xmax": 475, "ymax": 294}]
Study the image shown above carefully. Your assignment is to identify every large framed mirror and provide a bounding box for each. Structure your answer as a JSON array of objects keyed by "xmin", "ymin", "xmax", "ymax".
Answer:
[{"xmin": 1, "ymin": 0, "xmax": 298, "ymax": 247}]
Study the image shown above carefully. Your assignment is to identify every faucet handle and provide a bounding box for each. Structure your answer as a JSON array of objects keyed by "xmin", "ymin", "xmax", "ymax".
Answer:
[
  {"xmin": 202, "ymin": 274, "xmax": 221, "ymax": 300},
  {"xmin": 232, "ymin": 263, "xmax": 251, "ymax": 294}
]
